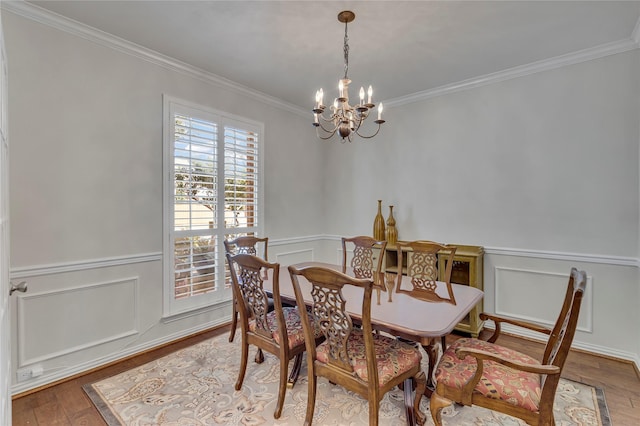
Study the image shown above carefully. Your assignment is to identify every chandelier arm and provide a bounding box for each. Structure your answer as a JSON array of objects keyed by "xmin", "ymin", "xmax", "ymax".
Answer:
[
  {"xmin": 351, "ymin": 113, "xmax": 365, "ymax": 131},
  {"xmin": 316, "ymin": 119, "xmax": 339, "ymax": 133},
  {"xmin": 354, "ymin": 122, "xmax": 383, "ymax": 139},
  {"xmin": 318, "ymin": 113, "xmax": 338, "ymax": 124},
  {"xmin": 315, "ymin": 126, "xmax": 338, "ymax": 140}
]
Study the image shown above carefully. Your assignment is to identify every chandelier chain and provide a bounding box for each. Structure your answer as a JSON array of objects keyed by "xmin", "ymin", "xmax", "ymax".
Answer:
[{"xmin": 343, "ymin": 21, "xmax": 349, "ymax": 79}]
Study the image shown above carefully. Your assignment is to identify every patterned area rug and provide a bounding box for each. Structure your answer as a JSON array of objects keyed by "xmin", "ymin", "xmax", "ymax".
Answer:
[{"xmin": 84, "ymin": 333, "xmax": 611, "ymax": 425}]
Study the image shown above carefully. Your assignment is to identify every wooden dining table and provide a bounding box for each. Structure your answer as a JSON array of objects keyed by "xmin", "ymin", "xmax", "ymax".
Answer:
[{"xmin": 264, "ymin": 262, "xmax": 484, "ymax": 399}]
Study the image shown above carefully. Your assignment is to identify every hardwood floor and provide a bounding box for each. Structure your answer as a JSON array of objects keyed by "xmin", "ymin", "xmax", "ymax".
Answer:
[{"xmin": 12, "ymin": 325, "xmax": 640, "ymax": 425}]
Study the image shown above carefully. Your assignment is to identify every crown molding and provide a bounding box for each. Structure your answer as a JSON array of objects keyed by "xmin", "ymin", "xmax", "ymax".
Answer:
[
  {"xmin": 386, "ymin": 38, "xmax": 640, "ymax": 108},
  {"xmin": 4, "ymin": 1, "xmax": 639, "ymax": 116},
  {"xmin": 2, "ymin": 0, "xmax": 308, "ymax": 117}
]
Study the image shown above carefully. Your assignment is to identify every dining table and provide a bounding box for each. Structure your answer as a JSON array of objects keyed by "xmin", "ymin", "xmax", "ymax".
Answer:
[{"xmin": 263, "ymin": 261, "xmax": 484, "ymax": 422}]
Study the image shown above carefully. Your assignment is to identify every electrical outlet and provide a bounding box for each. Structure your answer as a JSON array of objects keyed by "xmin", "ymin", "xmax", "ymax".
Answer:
[
  {"xmin": 31, "ymin": 364, "xmax": 43, "ymax": 377},
  {"xmin": 16, "ymin": 368, "xmax": 32, "ymax": 382}
]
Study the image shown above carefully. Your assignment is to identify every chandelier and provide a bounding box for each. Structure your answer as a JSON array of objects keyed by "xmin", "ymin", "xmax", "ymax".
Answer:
[{"xmin": 312, "ymin": 10, "xmax": 385, "ymax": 142}]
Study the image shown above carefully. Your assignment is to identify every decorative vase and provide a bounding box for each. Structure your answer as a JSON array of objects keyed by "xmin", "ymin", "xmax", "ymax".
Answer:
[
  {"xmin": 373, "ymin": 200, "xmax": 386, "ymax": 241},
  {"xmin": 385, "ymin": 205, "xmax": 398, "ymax": 245}
]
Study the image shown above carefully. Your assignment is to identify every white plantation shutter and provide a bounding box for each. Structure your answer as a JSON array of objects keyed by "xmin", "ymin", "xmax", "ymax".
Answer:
[
  {"xmin": 224, "ymin": 127, "xmax": 259, "ymax": 230},
  {"xmin": 163, "ymin": 97, "xmax": 263, "ymax": 316},
  {"xmin": 173, "ymin": 114, "xmax": 217, "ymax": 231}
]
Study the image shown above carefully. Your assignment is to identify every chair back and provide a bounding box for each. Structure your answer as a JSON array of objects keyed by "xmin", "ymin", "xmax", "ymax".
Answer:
[
  {"xmin": 396, "ymin": 240, "xmax": 457, "ymax": 304},
  {"xmin": 341, "ymin": 236, "xmax": 387, "ymax": 287},
  {"xmin": 288, "ymin": 265, "xmax": 377, "ymax": 382},
  {"xmin": 224, "ymin": 235, "xmax": 269, "ymax": 260},
  {"xmin": 541, "ymin": 267, "xmax": 586, "ymax": 385},
  {"xmin": 226, "ymin": 253, "xmax": 282, "ymax": 341}
]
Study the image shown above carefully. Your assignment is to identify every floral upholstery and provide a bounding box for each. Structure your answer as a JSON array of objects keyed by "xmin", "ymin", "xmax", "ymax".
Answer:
[
  {"xmin": 316, "ymin": 329, "xmax": 422, "ymax": 387},
  {"xmin": 249, "ymin": 307, "xmax": 321, "ymax": 349},
  {"xmin": 435, "ymin": 337, "xmax": 542, "ymax": 412}
]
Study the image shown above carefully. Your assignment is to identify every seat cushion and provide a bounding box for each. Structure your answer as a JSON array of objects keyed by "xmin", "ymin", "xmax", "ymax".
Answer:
[
  {"xmin": 435, "ymin": 337, "xmax": 542, "ymax": 412},
  {"xmin": 316, "ymin": 329, "xmax": 422, "ymax": 387},
  {"xmin": 249, "ymin": 306, "xmax": 321, "ymax": 349}
]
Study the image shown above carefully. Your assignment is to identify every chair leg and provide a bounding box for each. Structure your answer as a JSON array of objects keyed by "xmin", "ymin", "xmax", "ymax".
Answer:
[
  {"xmin": 305, "ymin": 371, "xmax": 317, "ymax": 426},
  {"xmin": 274, "ymin": 356, "xmax": 288, "ymax": 419},
  {"xmin": 402, "ymin": 378, "xmax": 415, "ymax": 426},
  {"xmin": 287, "ymin": 353, "xmax": 303, "ymax": 388},
  {"xmin": 235, "ymin": 337, "xmax": 249, "ymax": 390},
  {"xmin": 369, "ymin": 396, "xmax": 379, "ymax": 426},
  {"xmin": 413, "ymin": 371, "xmax": 426, "ymax": 425},
  {"xmin": 228, "ymin": 296, "xmax": 238, "ymax": 342},
  {"xmin": 255, "ymin": 348, "xmax": 264, "ymax": 364},
  {"xmin": 429, "ymin": 390, "xmax": 452, "ymax": 426}
]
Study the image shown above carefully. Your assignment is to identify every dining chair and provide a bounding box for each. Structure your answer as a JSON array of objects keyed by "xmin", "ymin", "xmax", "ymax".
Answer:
[
  {"xmin": 226, "ymin": 253, "xmax": 323, "ymax": 419},
  {"xmin": 395, "ymin": 240, "xmax": 457, "ymax": 305},
  {"xmin": 430, "ymin": 267, "xmax": 587, "ymax": 426},
  {"xmin": 341, "ymin": 235, "xmax": 387, "ymax": 288},
  {"xmin": 288, "ymin": 264, "xmax": 426, "ymax": 426},
  {"xmin": 224, "ymin": 236, "xmax": 269, "ymax": 343}
]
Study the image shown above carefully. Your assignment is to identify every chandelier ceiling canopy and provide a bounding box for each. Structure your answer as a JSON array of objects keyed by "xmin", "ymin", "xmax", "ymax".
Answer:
[{"xmin": 312, "ymin": 10, "xmax": 385, "ymax": 143}]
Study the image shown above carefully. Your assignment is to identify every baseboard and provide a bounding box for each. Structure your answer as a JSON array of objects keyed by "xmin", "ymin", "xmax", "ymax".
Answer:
[{"xmin": 11, "ymin": 318, "xmax": 228, "ymax": 397}]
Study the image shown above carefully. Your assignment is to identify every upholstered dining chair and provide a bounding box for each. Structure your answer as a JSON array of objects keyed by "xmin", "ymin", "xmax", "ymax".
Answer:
[
  {"xmin": 430, "ymin": 267, "xmax": 587, "ymax": 426},
  {"xmin": 226, "ymin": 253, "xmax": 323, "ymax": 419},
  {"xmin": 395, "ymin": 240, "xmax": 457, "ymax": 305},
  {"xmin": 341, "ymin": 235, "xmax": 387, "ymax": 288},
  {"xmin": 224, "ymin": 236, "xmax": 268, "ymax": 343},
  {"xmin": 288, "ymin": 264, "xmax": 426, "ymax": 426}
]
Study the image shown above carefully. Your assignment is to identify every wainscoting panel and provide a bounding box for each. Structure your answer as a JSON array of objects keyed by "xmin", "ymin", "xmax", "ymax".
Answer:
[
  {"xmin": 17, "ymin": 277, "xmax": 138, "ymax": 366},
  {"xmin": 274, "ymin": 249, "xmax": 314, "ymax": 265},
  {"xmin": 494, "ymin": 267, "xmax": 593, "ymax": 333}
]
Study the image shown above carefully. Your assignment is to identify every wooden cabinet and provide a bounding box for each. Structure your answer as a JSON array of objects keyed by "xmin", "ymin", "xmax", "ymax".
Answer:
[{"xmin": 384, "ymin": 243, "xmax": 484, "ymax": 337}]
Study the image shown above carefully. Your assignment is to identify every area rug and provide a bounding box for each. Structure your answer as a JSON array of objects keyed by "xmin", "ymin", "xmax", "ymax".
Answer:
[{"xmin": 84, "ymin": 333, "xmax": 611, "ymax": 425}]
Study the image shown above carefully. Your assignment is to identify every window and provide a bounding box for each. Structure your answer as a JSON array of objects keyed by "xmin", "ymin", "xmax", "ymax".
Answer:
[{"xmin": 163, "ymin": 96, "xmax": 263, "ymax": 316}]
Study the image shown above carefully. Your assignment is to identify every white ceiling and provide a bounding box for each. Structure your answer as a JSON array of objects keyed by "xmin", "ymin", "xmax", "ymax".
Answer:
[{"xmin": 23, "ymin": 1, "xmax": 640, "ymax": 109}]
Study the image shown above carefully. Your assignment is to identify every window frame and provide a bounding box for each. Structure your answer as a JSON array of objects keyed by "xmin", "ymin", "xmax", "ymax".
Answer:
[{"xmin": 162, "ymin": 95, "xmax": 264, "ymax": 317}]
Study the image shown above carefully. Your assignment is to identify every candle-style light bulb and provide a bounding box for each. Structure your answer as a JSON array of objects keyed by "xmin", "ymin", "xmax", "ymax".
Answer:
[
  {"xmin": 367, "ymin": 85, "xmax": 373, "ymax": 104},
  {"xmin": 319, "ymin": 88, "xmax": 323, "ymax": 106},
  {"xmin": 359, "ymin": 87, "xmax": 365, "ymax": 104},
  {"xmin": 339, "ymin": 80, "xmax": 344, "ymax": 98},
  {"xmin": 333, "ymin": 98, "xmax": 338, "ymax": 110},
  {"xmin": 378, "ymin": 102, "xmax": 383, "ymax": 120},
  {"xmin": 315, "ymin": 90, "xmax": 320, "ymax": 108}
]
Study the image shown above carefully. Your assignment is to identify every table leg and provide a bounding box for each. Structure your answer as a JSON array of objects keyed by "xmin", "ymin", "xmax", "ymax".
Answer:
[{"xmin": 422, "ymin": 337, "xmax": 442, "ymax": 395}]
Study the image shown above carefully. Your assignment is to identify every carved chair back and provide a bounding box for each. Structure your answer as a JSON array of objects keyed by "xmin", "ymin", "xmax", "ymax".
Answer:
[
  {"xmin": 396, "ymin": 241, "xmax": 457, "ymax": 304},
  {"xmin": 288, "ymin": 264, "xmax": 426, "ymax": 425},
  {"xmin": 341, "ymin": 236, "xmax": 387, "ymax": 287},
  {"xmin": 224, "ymin": 236, "xmax": 270, "ymax": 342},
  {"xmin": 224, "ymin": 235, "xmax": 268, "ymax": 259},
  {"xmin": 226, "ymin": 253, "xmax": 281, "ymax": 340}
]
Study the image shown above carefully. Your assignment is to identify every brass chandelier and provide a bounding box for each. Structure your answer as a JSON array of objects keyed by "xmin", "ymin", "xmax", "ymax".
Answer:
[{"xmin": 312, "ymin": 11, "xmax": 385, "ymax": 142}]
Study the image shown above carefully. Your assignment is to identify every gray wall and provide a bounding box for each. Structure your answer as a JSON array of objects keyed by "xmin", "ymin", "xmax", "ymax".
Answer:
[
  {"xmin": 323, "ymin": 49, "xmax": 640, "ymax": 360},
  {"xmin": 325, "ymin": 52, "xmax": 640, "ymax": 253}
]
